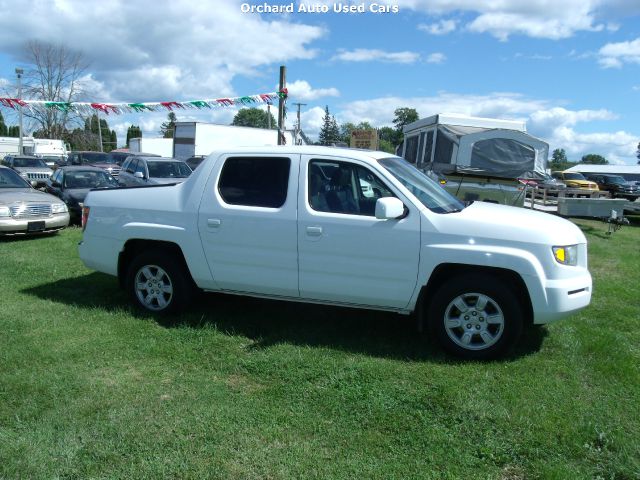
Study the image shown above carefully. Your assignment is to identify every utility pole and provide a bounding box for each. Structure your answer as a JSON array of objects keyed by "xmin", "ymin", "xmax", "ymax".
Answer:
[
  {"xmin": 277, "ymin": 65, "xmax": 286, "ymax": 145},
  {"xmin": 267, "ymin": 103, "xmax": 272, "ymax": 130},
  {"xmin": 292, "ymin": 102, "xmax": 306, "ymax": 145},
  {"xmin": 96, "ymin": 113, "xmax": 103, "ymax": 152},
  {"xmin": 15, "ymin": 68, "xmax": 23, "ymax": 155}
]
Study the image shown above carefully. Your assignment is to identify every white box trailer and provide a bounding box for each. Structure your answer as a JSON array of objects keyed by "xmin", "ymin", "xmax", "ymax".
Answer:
[
  {"xmin": 128, "ymin": 137, "xmax": 174, "ymax": 157},
  {"xmin": 400, "ymin": 113, "xmax": 549, "ymax": 206},
  {"xmin": 0, "ymin": 136, "xmax": 68, "ymax": 161},
  {"xmin": 173, "ymin": 122, "xmax": 304, "ymax": 159}
]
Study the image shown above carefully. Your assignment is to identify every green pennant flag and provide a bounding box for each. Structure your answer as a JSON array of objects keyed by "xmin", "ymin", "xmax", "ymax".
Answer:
[
  {"xmin": 45, "ymin": 102, "xmax": 73, "ymax": 112},
  {"xmin": 190, "ymin": 101, "xmax": 211, "ymax": 109},
  {"xmin": 128, "ymin": 103, "xmax": 152, "ymax": 112}
]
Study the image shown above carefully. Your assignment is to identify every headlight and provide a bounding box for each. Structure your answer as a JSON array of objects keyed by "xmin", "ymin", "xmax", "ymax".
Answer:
[
  {"xmin": 553, "ymin": 245, "xmax": 578, "ymax": 266},
  {"xmin": 51, "ymin": 203, "xmax": 68, "ymax": 214},
  {"xmin": 0, "ymin": 206, "xmax": 10, "ymax": 217}
]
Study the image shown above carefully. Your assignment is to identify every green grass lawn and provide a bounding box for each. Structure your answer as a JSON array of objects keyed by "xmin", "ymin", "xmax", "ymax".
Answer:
[{"xmin": 1, "ymin": 219, "xmax": 639, "ymax": 479}]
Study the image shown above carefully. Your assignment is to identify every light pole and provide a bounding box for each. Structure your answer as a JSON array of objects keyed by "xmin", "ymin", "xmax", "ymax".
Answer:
[{"xmin": 15, "ymin": 68, "xmax": 24, "ymax": 155}]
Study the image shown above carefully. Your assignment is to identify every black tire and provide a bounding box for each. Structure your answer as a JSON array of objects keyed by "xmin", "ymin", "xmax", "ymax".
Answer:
[
  {"xmin": 125, "ymin": 249, "xmax": 193, "ymax": 314},
  {"xmin": 427, "ymin": 273, "xmax": 523, "ymax": 360}
]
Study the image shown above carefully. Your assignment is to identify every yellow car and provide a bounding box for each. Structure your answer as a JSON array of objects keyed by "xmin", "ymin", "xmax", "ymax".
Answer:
[{"xmin": 551, "ymin": 171, "xmax": 599, "ymax": 191}]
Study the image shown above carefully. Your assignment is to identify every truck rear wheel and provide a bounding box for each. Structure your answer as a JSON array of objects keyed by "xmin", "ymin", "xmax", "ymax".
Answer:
[
  {"xmin": 126, "ymin": 250, "xmax": 193, "ymax": 314},
  {"xmin": 427, "ymin": 274, "xmax": 523, "ymax": 360}
]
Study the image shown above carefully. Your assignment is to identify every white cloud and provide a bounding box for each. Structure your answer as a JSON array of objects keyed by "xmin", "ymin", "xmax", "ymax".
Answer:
[
  {"xmin": 633, "ymin": 85, "xmax": 640, "ymax": 91},
  {"xmin": 286, "ymin": 80, "xmax": 340, "ymax": 101},
  {"xmin": 426, "ymin": 53, "xmax": 447, "ymax": 64},
  {"xmin": 331, "ymin": 49, "xmax": 420, "ymax": 64},
  {"xmin": 418, "ymin": 19, "xmax": 457, "ymax": 35},
  {"xmin": 395, "ymin": 0, "xmax": 606, "ymax": 40},
  {"xmin": 0, "ymin": 0, "xmax": 324, "ymax": 102},
  {"xmin": 300, "ymin": 106, "xmax": 328, "ymax": 138},
  {"xmin": 528, "ymin": 107, "xmax": 616, "ymax": 137},
  {"xmin": 598, "ymin": 37, "xmax": 640, "ymax": 69}
]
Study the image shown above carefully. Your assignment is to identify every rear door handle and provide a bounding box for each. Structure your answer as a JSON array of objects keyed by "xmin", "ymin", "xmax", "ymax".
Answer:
[
  {"xmin": 207, "ymin": 218, "xmax": 222, "ymax": 228},
  {"xmin": 306, "ymin": 226, "xmax": 322, "ymax": 236}
]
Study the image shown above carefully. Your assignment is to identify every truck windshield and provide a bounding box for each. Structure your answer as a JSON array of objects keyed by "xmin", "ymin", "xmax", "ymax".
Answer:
[
  {"xmin": 606, "ymin": 175, "xmax": 626, "ymax": 185},
  {"xmin": 379, "ymin": 157, "xmax": 465, "ymax": 213},
  {"xmin": 564, "ymin": 172, "xmax": 586, "ymax": 180}
]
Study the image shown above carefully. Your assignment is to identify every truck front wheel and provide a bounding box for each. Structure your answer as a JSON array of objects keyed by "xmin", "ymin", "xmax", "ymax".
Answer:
[
  {"xmin": 126, "ymin": 250, "xmax": 193, "ymax": 314},
  {"xmin": 427, "ymin": 274, "xmax": 523, "ymax": 360}
]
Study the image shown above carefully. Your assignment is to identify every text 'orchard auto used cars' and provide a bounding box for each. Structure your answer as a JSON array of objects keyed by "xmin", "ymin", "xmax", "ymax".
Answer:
[
  {"xmin": 78, "ymin": 146, "xmax": 592, "ymax": 360},
  {"xmin": 0, "ymin": 165, "xmax": 69, "ymax": 235}
]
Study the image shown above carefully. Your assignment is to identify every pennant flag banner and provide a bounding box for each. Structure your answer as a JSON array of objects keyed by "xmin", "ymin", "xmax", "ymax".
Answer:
[{"xmin": 0, "ymin": 90, "xmax": 286, "ymax": 115}]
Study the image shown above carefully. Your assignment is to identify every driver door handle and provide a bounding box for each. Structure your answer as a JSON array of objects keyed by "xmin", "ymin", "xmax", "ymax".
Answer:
[{"xmin": 306, "ymin": 226, "xmax": 322, "ymax": 236}]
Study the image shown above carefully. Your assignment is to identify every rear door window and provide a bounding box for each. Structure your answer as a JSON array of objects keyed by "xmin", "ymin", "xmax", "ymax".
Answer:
[{"xmin": 218, "ymin": 157, "xmax": 290, "ymax": 208}]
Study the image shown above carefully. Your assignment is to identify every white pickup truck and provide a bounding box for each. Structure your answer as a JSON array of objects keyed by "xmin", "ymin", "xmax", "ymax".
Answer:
[{"xmin": 79, "ymin": 146, "xmax": 592, "ymax": 359}]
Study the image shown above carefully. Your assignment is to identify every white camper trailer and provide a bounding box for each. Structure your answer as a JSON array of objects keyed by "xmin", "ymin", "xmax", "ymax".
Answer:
[
  {"xmin": 400, "ymin": 113, "xmax": 549, "ymax": 206},
  {"xmin": 0, "ymin": 137, "xmax": 68, "ymax": 164}
]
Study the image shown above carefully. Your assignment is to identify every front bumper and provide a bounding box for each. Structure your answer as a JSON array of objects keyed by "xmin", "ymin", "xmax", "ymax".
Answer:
[
  {"xmin": 0, "ymin": 213, "xmax": 70, "ymax": 235},
  {"xmin": 532, "ymin": 272, "xmax": 593, "ymax": 324}
]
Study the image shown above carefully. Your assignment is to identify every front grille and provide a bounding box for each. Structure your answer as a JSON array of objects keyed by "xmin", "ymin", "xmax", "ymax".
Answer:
[
  {"xmin": 104, "ymin": 166, "xmax": 121, "ymax": 177},
  {"xmin": 9, "ymin": 204, "xmax": 52, "ymax": 218},
  {"xmin": 27, "ymin": 172, "xmax": 51, "ymax": 180}
]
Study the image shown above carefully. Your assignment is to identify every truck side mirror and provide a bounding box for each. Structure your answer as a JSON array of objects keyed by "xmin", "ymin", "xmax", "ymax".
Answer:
[
  {"xmin": 375, "ymin": 197, "xmax": 405, "ymax": 220},
  {"xmin": 134, "ymin": 171, "xmax": 145, "ymax": 179}
]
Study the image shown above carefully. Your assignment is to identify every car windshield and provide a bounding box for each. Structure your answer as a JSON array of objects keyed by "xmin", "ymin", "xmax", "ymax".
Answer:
[
  {"xmin": 64, "ymin": 170, "xmax": 119, "ymax": 189},
  {"xmin": 107, "ymin": 152, "xmax": 130, "ymax": 165},
  {"xmin": 13, "ymin": 157, "xmax": 48, "ymax": 168},
  {"xmin": 0, "ymin": 168, "xmax": 31, "ymax": 188},
  {"xmin": 378, "ymin": 157, "xmax": 465, "ymax": 214},
  {"xmin": 564, "ymin": 172, "xmax": 586, "ymax": 180},
  {"xmin": 147, "ymin": 161, "xmax": 192, "ymax": 178},
  {"xmin": 81, "ymin": 152, "xmax": 113, "ymax": 163},
  {"xmin": 605, "ymin": 175, "xmax": 626, "ymax": 185}
]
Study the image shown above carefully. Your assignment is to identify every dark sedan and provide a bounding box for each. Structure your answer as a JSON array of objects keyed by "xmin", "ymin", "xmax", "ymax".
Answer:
[{"xmin": 45, "ymin": 166, "xmax": 119, "ymax": 223}]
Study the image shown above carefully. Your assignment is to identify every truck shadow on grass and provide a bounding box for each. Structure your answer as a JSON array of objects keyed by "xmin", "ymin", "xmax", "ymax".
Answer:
[{"xmin": 23, "ymin": 272, "xmax": 548, "ymax": 363}]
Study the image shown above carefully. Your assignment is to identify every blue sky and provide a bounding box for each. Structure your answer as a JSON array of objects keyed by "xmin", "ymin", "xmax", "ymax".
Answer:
[{"xmin": 0, "ymin": 0, "xmax": 639, "ymax": 164}]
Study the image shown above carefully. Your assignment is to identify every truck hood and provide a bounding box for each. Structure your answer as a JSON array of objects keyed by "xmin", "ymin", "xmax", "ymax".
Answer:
[
  {"xmin": 0, "ymin": 188, "xmax": 61, "ymax": 205},
  {"xmin": 435, "ymin": 201, "xmax": 586, "ymax": 246}
]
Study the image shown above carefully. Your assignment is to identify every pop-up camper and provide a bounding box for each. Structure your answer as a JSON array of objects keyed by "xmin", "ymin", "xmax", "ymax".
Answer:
[{"xmin": 400, "ymin": 113, "xmax": 548, "ymax": 206}]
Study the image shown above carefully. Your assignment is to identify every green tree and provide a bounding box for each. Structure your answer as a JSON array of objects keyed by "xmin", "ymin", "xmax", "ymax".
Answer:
[
  {"xmin": 231, "ymin": 108, "xmax": 276, "ymax": 129},
  {"xmin": 378, "ymin": 126, "xmax": 397, "ymax": 146},
  {"xmin": 0, "ymin": 110, "xmax": 7, "ymax": 136},
  {"xmin": 318, "ymin": 106, "xmax": 340, "ymax": 145},
  {"xmin": 378, "ymin": 139, "xmax": 395, "ymax": 154},
  {"xmin": 392, "ymin": 107, "xmax": 419, "ymax": 135},
  {"xmin": 581, "ymin": 154, "xmax": 608, "ymax": 165},
  {"xmin": 339, "ymin": 122, "xmax": 356, "ymax": 144},
  {"xmin": 7, "ymin": 126, "xmax": 20, "ymax": 137},
  {"xmin": 160, "ymin": 112, "xmax": 177, "ymax": 138},
  {"xmin": 636, "ymin": 142, "xmax": 640, "ymax": 164},
  {"xmin": 83, "ymin": 114, "xmax": 115, "ymax": 152},
  {"xmin": 126, "ymin": 125, "xmax": 142, "ymax": 147},
  {"xmin": 551, "ymin": 148, "xmax": 567, "ymax": 164}
]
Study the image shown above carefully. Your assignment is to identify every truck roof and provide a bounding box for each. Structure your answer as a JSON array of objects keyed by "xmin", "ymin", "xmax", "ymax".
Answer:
[{"xmin": 204, "ymin": 145, "xmax": 393, "ymax": 162}]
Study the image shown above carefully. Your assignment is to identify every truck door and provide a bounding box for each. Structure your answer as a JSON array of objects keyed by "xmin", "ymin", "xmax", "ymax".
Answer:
[
  {"xmin": 197, "ymin": 154, "xmax": 300, "ymax": 297},
  {"xmin": 298, "ymin": 155, "xmax": 421, "ymax": 309}
]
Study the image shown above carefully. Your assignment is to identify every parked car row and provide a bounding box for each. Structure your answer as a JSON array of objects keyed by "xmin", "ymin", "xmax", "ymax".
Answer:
[{"xmin": 0, "ymin": 152, "xmax": 193, "ymax": 233}]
